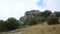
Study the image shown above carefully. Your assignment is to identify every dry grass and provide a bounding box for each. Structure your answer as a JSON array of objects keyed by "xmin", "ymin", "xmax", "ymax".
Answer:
[
  {"xmin": 21, "ymin": 24, "xmax": 60, "ymax": 34},
  {"xmin": 1, "ymin": 24, "xmax": 60, "ymax": 34}
]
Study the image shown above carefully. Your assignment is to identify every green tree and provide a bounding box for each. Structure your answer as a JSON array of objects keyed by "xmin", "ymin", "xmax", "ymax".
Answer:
[
  {"xmin": 27, "ymin": 18, "xmax": 40, "ymax": 25},
  {"xmin": 40, "ymin": 17, "xmax": 46, "ymax": 22},
  {"xmin": 5, "ymin": 17, "xmax": 20, "ymax": 30},
  {"xmin": 47, "ymin": 14, "xmax": 59, "ymax": 25},
  {"xmin": 0, "ymin": 20, "xmax": 7, "ymax": 32},
  {"xmin": 44, "ymin": 10, "xmax": 52, "ymax": 17},
  {"xmin": 54, "ymin": 12, "xmax": 60, "ymax": 17},
  {"xmin": 38, "ymin": 10, "xmax": 52, "ymax": 18}
]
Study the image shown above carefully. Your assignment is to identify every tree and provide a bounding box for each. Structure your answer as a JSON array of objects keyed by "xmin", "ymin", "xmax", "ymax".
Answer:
[
  {"xmin": 54, "ymin": 12, "xmax": 60, "ymax": 17},
  {"xmin": 38, "ymin": 10, "xmax": 52, "ymax": 18},
  {"xmin": 40, "ymin": 17, "xmax": 46, "ymax": 23},
  {"xmin": 5, "ymin": 17, "xmax": 20, "ymax": 30},
  {"xmin": 44, "ymin": 10, "xmax": 52, "ymax": 17},
  {"xmin": 27, "ymin": 18, "xmax": 37, "ymax": 25},
  {"xmin": 47, "ymin": 13, "xmax": 59, "ymax": 25},
  {"xmin": 0, "ymin": 20, "xmax": 7, "ymax": 32},
  {"xmin": 27, "ymin": 17, "xmax": 41, "ymax": 25}
]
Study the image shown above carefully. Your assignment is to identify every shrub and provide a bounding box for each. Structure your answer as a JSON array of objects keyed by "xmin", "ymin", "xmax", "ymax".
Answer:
[
  {"xmin": 5, "ymin": 17, "xmax": 20, "ymax": 30},
  {"xmin": 27, "ymin": 18, "xmax": 39, "ymax": 25},
  {"xmin": 0, "ymin": 17, "xmax": 20, "ymax": 32},
  {"xmin": 47, "ymin": 16, "xmax": 59, "ymax": 25},
  {"xmin": 0, "ymin": 20, "xmax": 7, "ymax": 32},
  {"xmin": 26, "ymin": 17, "xmax": 46, "ymax": 25},
  {"xmin": 40, "ymin": 17, "xmax": 46, "ymax": 22}
]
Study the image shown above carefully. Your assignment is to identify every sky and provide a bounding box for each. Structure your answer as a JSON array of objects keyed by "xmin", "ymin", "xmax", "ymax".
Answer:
[{"xmin": 0, "ymin": 0, "xmax": 60, "ymax": 20}]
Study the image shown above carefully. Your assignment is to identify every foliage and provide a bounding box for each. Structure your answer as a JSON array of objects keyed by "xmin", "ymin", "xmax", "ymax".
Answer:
[
  {"xmin": 47, "ymin": 17, "xmax": 59, "ymax": 25},
  {"xmin": 0, "ymin": 10, "xmax": 60, "ymax": 32},
  {"xmin": 38, "ymin": 10, "xmax": 52, "ymax": 17},
  {"xmin": 0, "ymin": 17, "xmax": 20, "ymax": 32},
  {"xmin": 40, "ymin": 17, "xmax": 46, "ymax": 22},
  {"xmin": 44, "ymin": 10, "xmax": 52, "ymax": 17},
  {"xmin": 0, "ymin": 20, "xmax": 7, "ymax": 32},
  {"xmin": 27, "ymin": 18, "xmax": 40, "ymax": 25},
  {"xmin": 54, "ymin": 12, "xmax": 60, "ymax": 17},
  {"xmin": 26, "ymin": 17, "xmax": 47, "ymax": 25},
  {"xmin": 5, "ymin": 17, "xmax": 20, "ymax": 30}
]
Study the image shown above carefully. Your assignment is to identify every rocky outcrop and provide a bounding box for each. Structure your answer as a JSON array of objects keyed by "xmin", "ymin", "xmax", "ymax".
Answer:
[
  {"xmin": 25, "ymin": 10, "xmax": 40, "ymax": 19},
  {"xmin": 20, "ymin": 10, "xmax": 40, "ymax": 22}
]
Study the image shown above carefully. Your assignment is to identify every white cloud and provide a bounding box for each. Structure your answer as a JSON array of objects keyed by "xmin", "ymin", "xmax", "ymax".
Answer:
[
  {"xmin": 0, "ymin": 0, "xmax": 45, "ymax": 20},
  {"xmin": 43, "ymin": 0, "xmax": 60, "ymax": 11},
  {"xmin": 0, "ymin": 0, "xmax": 60, "ymax": 20}
]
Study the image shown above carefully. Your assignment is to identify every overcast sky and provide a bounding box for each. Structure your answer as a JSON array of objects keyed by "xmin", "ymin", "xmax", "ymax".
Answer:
[{"xmin": 0, "ymin": 0, "xmax": 60, "ymax": 20}]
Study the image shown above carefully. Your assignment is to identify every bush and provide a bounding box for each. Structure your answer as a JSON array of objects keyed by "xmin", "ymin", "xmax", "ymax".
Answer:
[
  {"xmin": 47, "ymin": 17, "xmax": 59, "ymax": 25},
  {"xmin": 27, "ymin": 18, "xmax": 39, "ymax": 25},
  {"xmin": 0, "ymin": 20, "xmax": 7, "ymax": 32},
  {"xmin": 0, "ymin": 17, "xmax": 20, "ymax": 32},
  {"xmin": 5, "ymin": 17, "xmax": 20, "ymax": 30},
  {"xmin": 40, "ymin": 17, "xmax": 46, "ymax": 22},
  {"xmin": 26, "ymin": 17, "xmax": 46, "ymax": 25}
]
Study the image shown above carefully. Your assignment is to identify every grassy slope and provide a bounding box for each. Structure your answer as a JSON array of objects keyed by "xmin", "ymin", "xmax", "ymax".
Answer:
[
  {"xmin": 1, "ymin": 24, "xmax": 60, "ymax": 34},
  {"xmin": 21, "ymin": 24, "xmax": 60, "ymax": 34}
]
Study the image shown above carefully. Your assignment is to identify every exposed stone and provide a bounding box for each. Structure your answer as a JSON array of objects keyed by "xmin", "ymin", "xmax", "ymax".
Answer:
[{"xmin": 20, "ymin": 10, "xmax": 40, "ymax": 22}]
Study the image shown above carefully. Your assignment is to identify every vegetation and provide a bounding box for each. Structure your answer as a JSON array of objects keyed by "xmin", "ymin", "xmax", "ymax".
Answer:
[
  {"xmin": 5, "ymin": 17, "xmax": 20, "ymax": 30},
  {"xmin": 22, "ymin": 24, "xmax": 60, "ymax": 34},
  {"xmin": 25, "ymin": 10, "xmax": 59, "ymax": 25},
  {"xmin": 0, "ymin": 20, "xmax": 7, "ymax": 32},
  {"xmin": 54, "ymin": 12, "xmax": 60, "ymax": 17},
  {"xmin": 27, "ymin": 18, "xmax": 40, "ymax": 25},
  {"xmin": 0, "ymin": 17, "xmax": 20, "ymax": 32},
  {"xmin": 38, "ymin": 10, "xmax": 52, "ymax": 18},
  {"xmin": 48, "ymin": 17, "xmax": 59, "ymax": 25},
  {"xmin": 39, "ymin": 17, "xmax": 46, "ymax": 22},
  {"xmin": 0, "ymin": 10, "xmax": 60, "ymax": 32}
]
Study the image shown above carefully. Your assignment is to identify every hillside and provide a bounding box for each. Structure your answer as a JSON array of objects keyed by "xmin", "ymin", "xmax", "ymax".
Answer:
[
  {"xmin": 22, "ymin": 24, "xmax": 60, "ymax": 34},
  {"xmin": 1, "ymin": 24, "xmax": 60, "ymax": 34}
]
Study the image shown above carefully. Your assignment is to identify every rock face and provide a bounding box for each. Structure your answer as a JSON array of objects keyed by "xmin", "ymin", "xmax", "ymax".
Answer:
[
  {"xmin": 25, "ymin": 10, "xmax": 40, "ymax": 19},
  {"xmin": 20, "ymin": 16, "xmax": 27, "ymax": 22},
  {"xmin": 49, "ymin": 13, "xmax": 56, "ymax": 18},
  {"xmin": 20, "ymin": 10, "xmax": 40, "ymax": 22}
]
